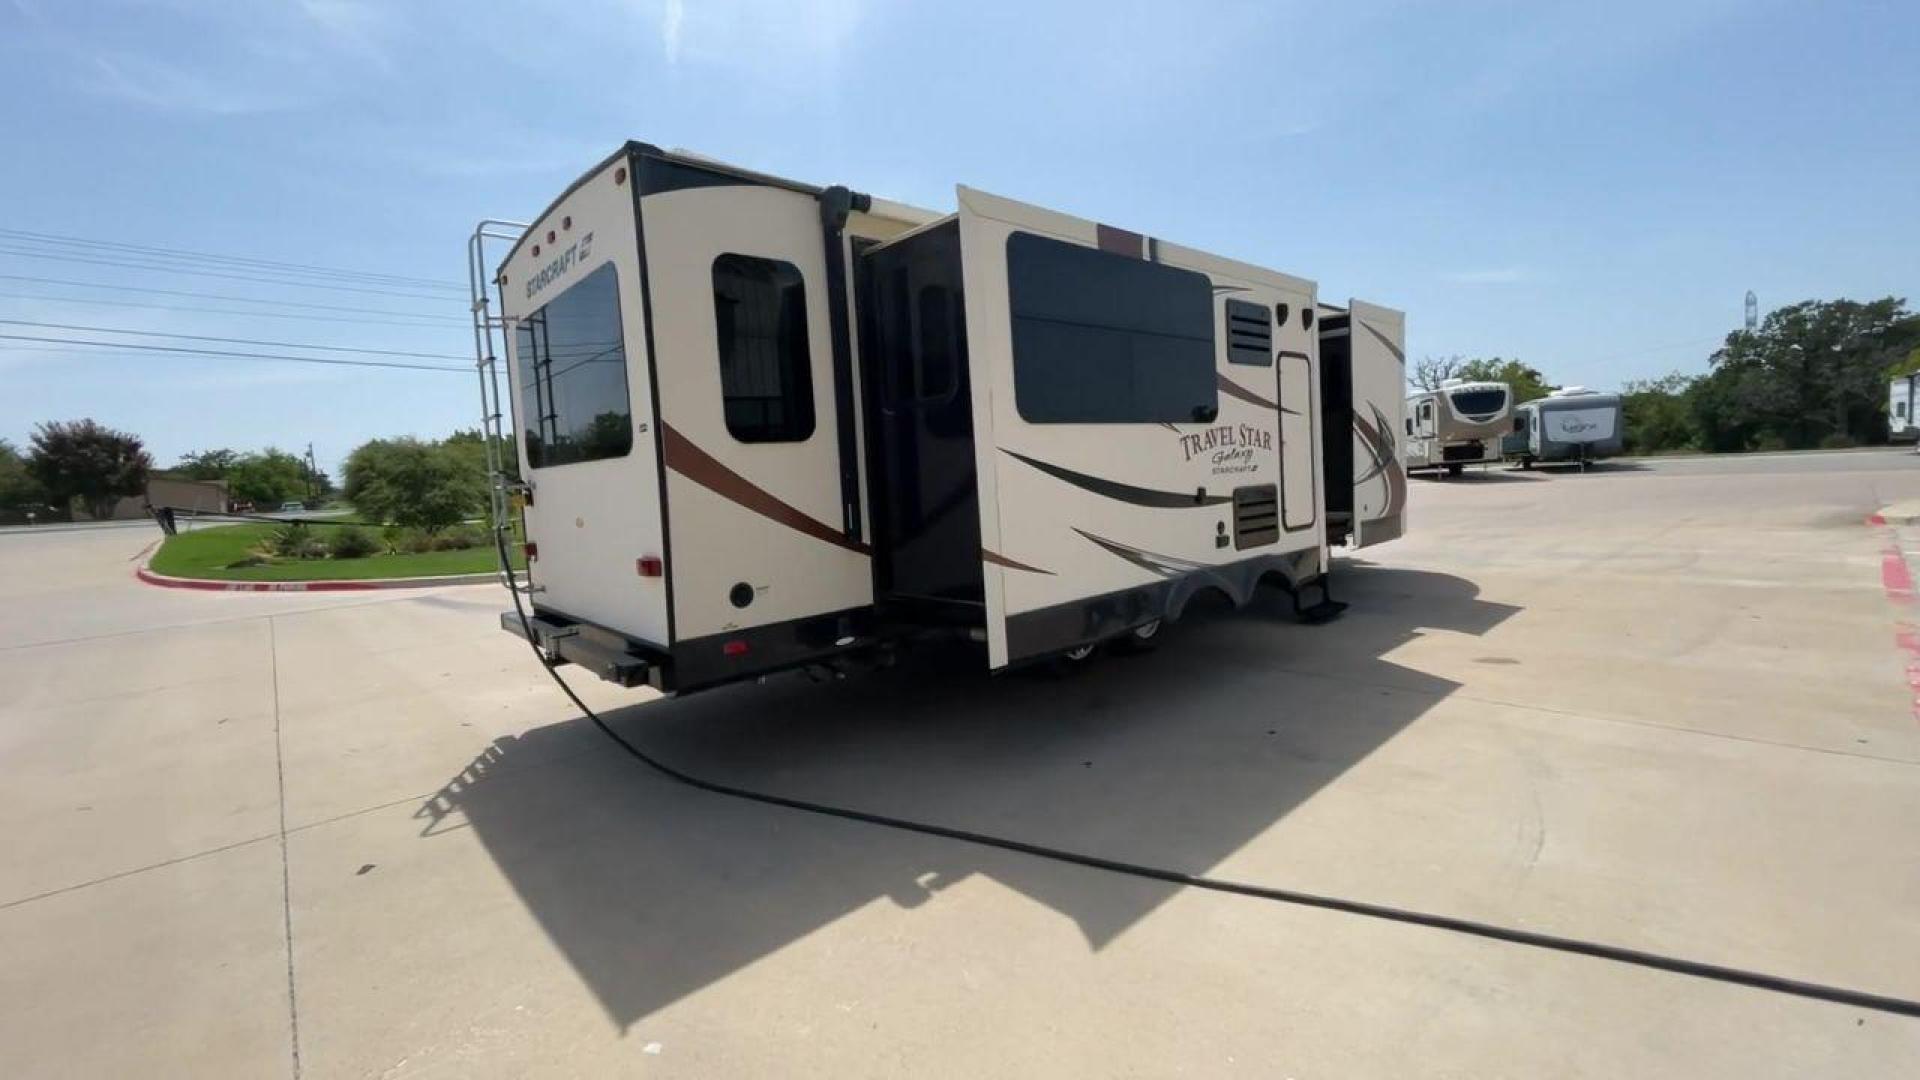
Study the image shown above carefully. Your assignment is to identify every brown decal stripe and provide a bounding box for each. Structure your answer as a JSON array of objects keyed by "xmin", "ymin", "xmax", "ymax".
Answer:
[
  {"xmin": 1359, "ymin": 320, "xmax": 1406, "ymax": 364},
  {"xmin": 1072, "ymin": 528, "xmax": 1212, "ymax": 579},
  {"xmin": 982, "ymin": 548, "xmax": 1055, "ymax": 575},
  {"xmin": 1352, "ymin": 405, "xmax": 1408, "ymax": 518},
  {"xmin": 1095, "ymin": 223, "xmax": 1144, "ymax": 258},
  {"xmin": 1217, "ymin": 372, "xmax": 1303, "ymax": 417},
  {"xmin": 1003, "ymin": 448, "xmax": 1232, "ymax": 508},
  {"xmin": 661, "ymin": 422, "xmax": 871, "ymax": 556}
]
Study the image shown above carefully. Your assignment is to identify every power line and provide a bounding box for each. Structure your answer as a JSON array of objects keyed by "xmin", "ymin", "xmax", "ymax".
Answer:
[
  {"xmin": 0, "ymin": 274, "xmax": 465, "ymax": 322},
  {"xmin": 0, "ymin": 289, "xmax": 472, "ymax": 330},
  {"xmin": 0, "ymin": 246, "xmax": 462, "ymax": 302},
  {"xmin": 0, "ymin": 317, "xmax": 467, "ymax": 361},
  {"xmin": 0, "ymin": 333, "xmax": 468, "ymax": 374},
  {"xmin": 0, "ymin": 227, "xmax": 465, "ymax": 292}
]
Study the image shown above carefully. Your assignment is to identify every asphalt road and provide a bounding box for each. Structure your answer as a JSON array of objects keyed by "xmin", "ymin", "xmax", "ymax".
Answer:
[{"xmin": 3, "ymin": 450, "xmax": 1919, "ymax": 1077}]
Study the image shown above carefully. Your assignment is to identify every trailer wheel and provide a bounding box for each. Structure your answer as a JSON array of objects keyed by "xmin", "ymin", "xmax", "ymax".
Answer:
[
  {"xmin": 1446, "ymin": 463, "xmax": 1464, "ymax": 478},
  {"xmin": 1045, "ymin": 641, "xmax": 1101, "ymax": 675},
  {"xmin": 1111, "ymin": 619, "xmax": 1163, "ymax": 655}
]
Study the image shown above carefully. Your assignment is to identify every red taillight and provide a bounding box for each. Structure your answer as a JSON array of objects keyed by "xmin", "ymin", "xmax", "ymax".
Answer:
[
  {"xmin": 637, "ymin": 555, "xmax": 663, "ymax": 578},
  {"xmin": 523, "ymin": 541, "xmax": 538, "ymax": 561},
  {"xmin": 722, "ymin": 640, "xmax": 749, "ymax": 657}
]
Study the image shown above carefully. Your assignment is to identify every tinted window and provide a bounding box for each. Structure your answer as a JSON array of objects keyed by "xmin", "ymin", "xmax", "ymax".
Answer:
[
  {"xmin": 1006, "ymin": 231, "xmax": 1217, "ymax": 424},
  {"xmin": 517, "ymin": 263, "xmax": 632, "ymax": 469},
  {"xmin": 1450, "ymin": 388, "xmax": 1507, "ymax": 416},
  {"xmin": 713, "ymin": 253, "xmax": 815, "ymax": 443}
]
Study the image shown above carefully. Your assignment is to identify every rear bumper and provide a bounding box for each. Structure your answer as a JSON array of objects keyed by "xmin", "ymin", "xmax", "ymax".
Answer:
[{"xmin": 499, "ymin": 609, "xmax": 661, "ymax": 689}]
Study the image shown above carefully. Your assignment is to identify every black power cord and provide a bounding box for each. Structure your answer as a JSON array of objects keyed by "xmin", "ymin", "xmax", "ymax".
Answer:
[{"xmin": 494, "ymin": 532, "xmax": 1920, "ymax": 1020}]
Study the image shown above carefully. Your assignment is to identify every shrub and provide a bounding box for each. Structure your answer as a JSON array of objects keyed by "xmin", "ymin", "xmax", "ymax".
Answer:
[
  {"xmin": 1819, "ymin": 433, "xmax": 1857, "ymax": 450},
  {"xmin": 326, "ymin": 525, "xmax": 380, "ymax": 559},
  {"xmin": 386, "ymin": 527, "xmax": 436, "ymax": 555},
  {"xmin": 343, "ymin": 438, "xmax": 486, "ymax": 533},
  {"xmin": 264, "ymin": 523, "xmax": 326, "ymax": 559},
  {"xmin": 432, "ymin": 523, "xmax": 487, "ymax": 551}
]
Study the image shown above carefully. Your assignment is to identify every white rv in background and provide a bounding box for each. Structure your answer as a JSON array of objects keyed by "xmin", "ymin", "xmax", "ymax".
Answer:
[
  {"xmin": 1506, "ymin": 387, "xmax": 1625, "ymax": 468},
  {"xmin": 1404, "ymin": 380, "xmax": 1512, "ymax": 476},
  {"xmin": 1890, "ymin": 374, "xmax": 1919, "ymax": 444},
  {"xmin": 470, "ymin": 142, "xmax": 1408, "ymax": 695}
]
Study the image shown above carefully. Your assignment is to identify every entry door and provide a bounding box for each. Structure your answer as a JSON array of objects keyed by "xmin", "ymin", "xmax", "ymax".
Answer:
[{"xmin": 639, "ymin": 181, "xmax": 871, "ymax": 644}]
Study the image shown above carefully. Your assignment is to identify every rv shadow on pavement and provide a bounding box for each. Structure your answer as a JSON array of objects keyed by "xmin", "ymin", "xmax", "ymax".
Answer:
[{"xmin": 418, "ymin": 564, "xmax": 1518, "ymax": 1032}]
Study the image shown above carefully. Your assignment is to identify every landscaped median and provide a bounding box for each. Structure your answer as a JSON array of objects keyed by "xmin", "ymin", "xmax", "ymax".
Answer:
[{"xmin": 138, "ymin": 521, "xmax": 523, "ymax": 591}]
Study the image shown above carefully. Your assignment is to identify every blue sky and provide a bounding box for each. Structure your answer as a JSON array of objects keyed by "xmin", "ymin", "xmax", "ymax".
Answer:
[{"xmin": 1, "ymin": 0, "xmax": 1915, "ymax": 472}]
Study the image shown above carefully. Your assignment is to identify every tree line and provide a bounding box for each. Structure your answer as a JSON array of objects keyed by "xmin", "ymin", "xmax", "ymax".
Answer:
[
  {"xmin": 1, "ymin": 420, "xmax": 511, "ymax": 530},
  {"xmin": 1414, "ymin": 297, "xmax": 1920, "ymax": 454}
]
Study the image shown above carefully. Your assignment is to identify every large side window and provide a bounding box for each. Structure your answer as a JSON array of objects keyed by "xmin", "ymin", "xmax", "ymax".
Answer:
[
  {"xmin": 1006, "ymin": 231, "xmax": 1217, "ymax": 424},
  {"xmin": 518, "ymin": 263, "xmax": 633, "ymax": 469},
  {"xmin": 712, "ymin": 253, "xmax": 815, "ymax": 443}
]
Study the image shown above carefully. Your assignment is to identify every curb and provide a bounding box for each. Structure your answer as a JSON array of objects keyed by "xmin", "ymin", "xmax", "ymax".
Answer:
[{"xmin": 135, "ymin": 565, "xmax": 496, "ymax": 592}]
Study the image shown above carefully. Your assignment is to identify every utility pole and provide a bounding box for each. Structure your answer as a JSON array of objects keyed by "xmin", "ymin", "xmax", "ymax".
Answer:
[
  {"xmin": 305, "ymin": 442, "xmax": 319, "ymax": 502},
  {"xmin": 1745, "ymin": 291, "xmax": 1758, "ymax": 332}
]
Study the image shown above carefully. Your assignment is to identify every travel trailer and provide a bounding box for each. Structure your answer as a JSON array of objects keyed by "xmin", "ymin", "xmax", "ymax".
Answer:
[
  {"xmin": 469, "ymin": 142, "xmax": 1408, "ymax": 694},
  {"xmin": 1891, "ymin": 374, "xmax": 1919, "ymax": 444},
  {"xmin": 1506, "ymin": 387, "xmax": 1625, "ymax": 468},
  {"xmin": 1404, "ymin": 381, "xmax": 1512, "ymax": 476}
]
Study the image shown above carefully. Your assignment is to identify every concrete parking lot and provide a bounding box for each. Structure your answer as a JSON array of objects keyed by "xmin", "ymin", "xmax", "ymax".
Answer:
[{"xmin": 4, "ymin": 451, "xmax": 1920, "ymax": 1077}]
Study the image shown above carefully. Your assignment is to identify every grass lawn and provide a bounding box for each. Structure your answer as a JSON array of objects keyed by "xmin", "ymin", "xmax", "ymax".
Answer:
[{"xmin": 148, "ymin": 522, "xmax": 522, "ymax": 582}]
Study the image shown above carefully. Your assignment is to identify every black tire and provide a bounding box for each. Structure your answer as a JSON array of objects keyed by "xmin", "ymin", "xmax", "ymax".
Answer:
[{"xmin": 1447, "ymin": 463, "xmax": 1464, "ymax": 478}]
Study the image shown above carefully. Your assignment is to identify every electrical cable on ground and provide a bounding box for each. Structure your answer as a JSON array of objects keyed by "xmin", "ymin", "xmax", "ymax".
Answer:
[{"xmin": 490, "ymin": 531, "xmax": 1920, "ymax": 1020}]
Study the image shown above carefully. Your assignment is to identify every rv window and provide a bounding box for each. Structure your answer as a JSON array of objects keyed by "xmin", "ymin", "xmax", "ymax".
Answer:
[
  {"xmin": 712, "ymin": 254, "xmax": 815, "ymax": 443},
  {"xmin": 517, "ymin": 263, "xmax": 633, "ymax": 469},
  {"xmin": 1005, "ymin": 231, "xmax": 1217, "ymax": 424}
]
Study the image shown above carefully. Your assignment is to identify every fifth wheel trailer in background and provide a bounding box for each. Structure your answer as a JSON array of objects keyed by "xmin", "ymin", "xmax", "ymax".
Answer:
[
  {"xmin": 1890, "ymin": 374, "xmax": 1919, "ymax": 444},
  {"xmin": 1404, "ymin": 380, "xmax": 1512, "ymax": 477},
  {"xmin": 1505, "ymin": 387, "xmax": 1625, "ymax": 469},
  {"xmin": 470, "ymin": 141, "xmax": 1408, "ymax": 696}
]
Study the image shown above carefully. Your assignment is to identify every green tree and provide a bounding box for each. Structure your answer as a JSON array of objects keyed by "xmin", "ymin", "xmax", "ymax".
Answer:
[
  {"xmin": 1708, "ymin": 297, "xmax": 1918, "ymax": 448},
  {"xmin": 26, "ymin": 419, "xmax": 152, "ymax": 519},
  {"xmin": 0, "ymin": 438, "xmax": 45, "ymax": 508},
  {"xmin": 1620, "ymin": 373, "xmax": 1699, "ymax": 454},
  {"xmin": 1456, "ymin": 357, "xmax": 1555, "ymax": 403},
  {"xmin": 227, "ymin": 448, "xmax": 310, "ymax": 506},
  {"xmin": 175, "ymin": 448, "xmax": 240, "ymax": 480},
  {"xmin": 343, "ymin": 438, "xmax": 485, "ymax": 533}
]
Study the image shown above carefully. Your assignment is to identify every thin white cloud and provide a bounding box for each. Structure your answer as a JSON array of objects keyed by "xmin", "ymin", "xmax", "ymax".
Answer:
[
  {"xmin": 662, "ymin": 0, "xmax": 684, "ymax": 65},
  {"xmin": 653, "ymin": 0, "xmax": 865, "ymax": 74},
  {"xmin": 89, "ymin": 54, "xmax": 294, "ymax": 116},
  {"xmin": 1441, "ymin": 267, "xmax": 1528, "ymax": 285}
]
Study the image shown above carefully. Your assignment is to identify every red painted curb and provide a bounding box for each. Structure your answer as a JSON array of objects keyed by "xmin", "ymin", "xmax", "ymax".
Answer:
[{"xmin": 135, "ymin": 565, "xmax": 495, "ymax": 592}]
